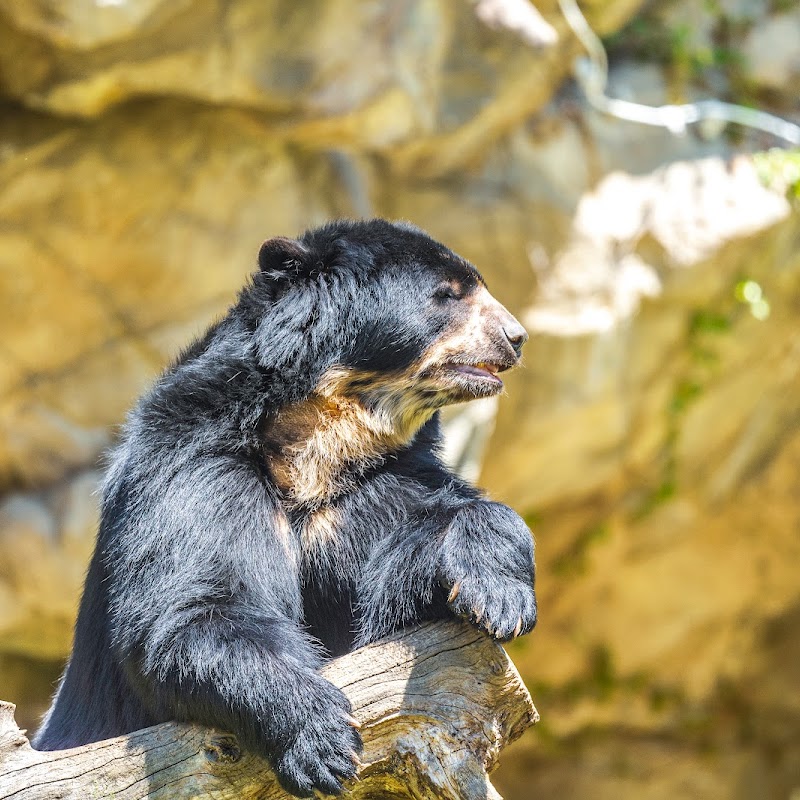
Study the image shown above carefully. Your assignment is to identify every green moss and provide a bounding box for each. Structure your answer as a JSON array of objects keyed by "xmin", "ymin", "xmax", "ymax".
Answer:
[
  {"xmin": 689, "ymin": 344, "xmax": 720, "ymax": 366},
  {"xmin": 634, "ymin": 478, "xmax": 677, "ymax": 520},
  {"xmin": 635, "ymin": 265, "xmax": 773, "ymax": 525},
  {"xmin": 754, "ymin": 148, "xmax": 800, "ymax": 201},
  {"xmin": 649, "ymin": 683, "xmax": 686, "ymax": 712},
  {"xmin": 588, "ymin": 645, "xmax": 615, "ymax": 699},
  {"xmin": 670, "ymin": 379, "xmax": 704, "ymax": 414},
  {"xmin": 551, "ymin": 522, "xmax": 611, "ymax": 577},
  {"xmin": 688, "ymin": 309, "xmax": 731, "ymax": 335},
  {"xmin": 524, "ymin": 510, "xmax": 543, "ymax": 528},
  {"xmin": 635, "ymin": 290, "xmax": 744, "ymax": 519},
  {"xmin": 527, "ymin": 716, "xmax": 561, "ymax": 751},
  {"xmin": 528, "ymin": 679, "xmax": 557, "ymax": 702},
  {"xmin": 602, "ymin": 2, "xmax": 757, "ymax": 106}
]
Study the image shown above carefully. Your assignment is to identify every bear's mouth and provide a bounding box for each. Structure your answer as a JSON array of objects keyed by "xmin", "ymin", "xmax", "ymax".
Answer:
[
  {"xmin": 440, "ymin": 360, "xmax": 509, "ymax": 392},
  {"xmin": 450, "ymin": 361, "xmax": 503, "ymax": 381}
]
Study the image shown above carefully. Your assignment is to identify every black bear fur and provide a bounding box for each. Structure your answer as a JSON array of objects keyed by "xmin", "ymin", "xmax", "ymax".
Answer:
[{"xmin": 34, "ymin": 219, "xmax": 536, "ymax": 797}]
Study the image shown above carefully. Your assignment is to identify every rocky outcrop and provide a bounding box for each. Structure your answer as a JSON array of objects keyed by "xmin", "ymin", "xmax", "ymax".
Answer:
[
  {"xmin": 0, "ymin": 0, "xmax": 640, "ymax": 174},
  {"xmin": 485, "ymin": 154, "xmax": 798, "ymax": 510},
  {"xmin": 494, "ymin": 424, "xmax": 800, "ymax": 799},
  {"xmin": 1, "ymin": 1, "xmax": 800, "ymax": 797}
]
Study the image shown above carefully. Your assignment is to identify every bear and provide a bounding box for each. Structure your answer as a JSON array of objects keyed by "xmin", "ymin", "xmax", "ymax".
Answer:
[{"xmin": 33, "ymin": 218, "xmax": 536, "ymax": 797}]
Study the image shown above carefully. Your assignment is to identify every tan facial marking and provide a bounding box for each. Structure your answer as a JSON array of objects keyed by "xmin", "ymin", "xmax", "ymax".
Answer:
[{"xmin": 416, "ymin": 285, "xmax": 507, "ymax": 373}]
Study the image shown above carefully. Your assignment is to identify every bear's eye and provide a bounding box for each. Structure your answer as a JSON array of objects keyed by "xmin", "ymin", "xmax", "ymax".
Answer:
[{"xmin": 433, "ymin": 284, "xmax": 460, "ymax": 302}]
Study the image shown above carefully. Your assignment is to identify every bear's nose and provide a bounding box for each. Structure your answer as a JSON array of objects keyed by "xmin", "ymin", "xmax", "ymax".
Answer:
[{"xmin": 504, "ymin": 319, "xmax": 528, "ymax": 355}]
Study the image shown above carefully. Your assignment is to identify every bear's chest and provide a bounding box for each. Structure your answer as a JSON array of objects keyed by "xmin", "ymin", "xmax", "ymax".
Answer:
[
  {"xmin": 296, "ymin": 506, "xmax": 342, "ymax": 553},
  {"xmin": 277, "ymin": 472, "xmax": 423, "ymax": 657},
  {"xmin": 289, "ymin": 472, "xmax": 419, "ymax": 562},
  {"xmin": 288, "ymin": 502, "xmax": 377, "ymax": 576},
  {"xmin": 289, "ymin": 505, "xmax": 366, "ymax": 658}
]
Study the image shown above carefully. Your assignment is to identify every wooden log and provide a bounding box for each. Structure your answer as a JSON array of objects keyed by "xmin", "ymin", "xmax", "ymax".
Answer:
[{"xmin": 0, "ymin": 621, "xmax": 537, "ymax": 799}]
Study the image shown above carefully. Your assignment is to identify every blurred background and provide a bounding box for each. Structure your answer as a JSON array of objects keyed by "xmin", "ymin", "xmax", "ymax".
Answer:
[{"xmin": 1, "ymin": 0, "xmax": 799, "ymax": 797}]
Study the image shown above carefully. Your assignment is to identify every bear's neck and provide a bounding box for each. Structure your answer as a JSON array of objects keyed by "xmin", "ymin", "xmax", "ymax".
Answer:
[{"xmin": 263, "ymin": 392, "xmax": 432, "ymax": 507}]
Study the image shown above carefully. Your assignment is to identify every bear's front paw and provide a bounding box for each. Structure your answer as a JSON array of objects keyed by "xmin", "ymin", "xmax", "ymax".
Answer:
[
  {"xmin": 272, "ymin": 676, "xmax": 362, "ymax": 797},
  {"xmin": 440, "ymin": 565, "xmax": 537, "ymax": 641},
  {"xmin": 438, "ymin": 501, "xmax": 536, "ymax": 641}
]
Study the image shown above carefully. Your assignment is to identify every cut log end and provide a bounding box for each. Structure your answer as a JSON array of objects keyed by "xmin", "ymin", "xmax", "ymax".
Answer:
[{"xmin": 0, "ymin": 621, "xmax": 537, "ymax": 800}]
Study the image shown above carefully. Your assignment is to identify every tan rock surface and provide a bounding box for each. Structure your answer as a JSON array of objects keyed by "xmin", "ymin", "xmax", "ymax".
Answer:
[
  {"xmin": 479, "ymin": 151, "xmax": 800, "ymax": 799},
  {"xmin": 494, "ymin": 425, "xmax": 800, "ymax": 799},
  {"xmin": 0, "ymin": 1, "xmax": 644, "ymax": 173},
  {"xmin": 0, "ymin": 471, "xmax": 99, "ymax": 660},
  {"xmin": 0, "ymin": 104, "xmax": 315, "ymax": 488},
  {"xmin": 483, "ymin": 155, "xmax": 799, "ymax": 509}
]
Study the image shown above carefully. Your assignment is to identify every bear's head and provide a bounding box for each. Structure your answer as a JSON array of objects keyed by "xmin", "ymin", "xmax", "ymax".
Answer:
[
  {"xmin": 247, "ymin": 218, "xmax": 526, "ymax": 447},
  {"xmin": 256, "ymin": 219, "xmax": 528, "ymax": 409},
  {"xmin": 252, "ymin": 219, "xmax": 526, "ymax": 416},
  {"xmin": 243, "ymin": 219, "xmax": 528, "ymax": 502}
]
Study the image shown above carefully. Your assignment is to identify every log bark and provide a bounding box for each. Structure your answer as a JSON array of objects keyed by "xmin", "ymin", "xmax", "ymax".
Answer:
[{"xmin": 0, "ymin": 621, "xmax": 537, "ymax": 799}]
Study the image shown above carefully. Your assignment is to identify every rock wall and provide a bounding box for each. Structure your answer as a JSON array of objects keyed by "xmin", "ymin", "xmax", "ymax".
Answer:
[{"xmin": 1, "ymin": 1, "xmax": 799, "ymax": 798}]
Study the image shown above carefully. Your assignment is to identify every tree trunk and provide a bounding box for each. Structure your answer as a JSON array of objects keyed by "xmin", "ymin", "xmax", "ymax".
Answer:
[{"xmin": 0, "ymin": 622, "xmax": 537, "ymax": 799}]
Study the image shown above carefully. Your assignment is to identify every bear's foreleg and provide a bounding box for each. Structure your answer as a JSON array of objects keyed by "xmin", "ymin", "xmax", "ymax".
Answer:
[
  {"xmin": 356, "ymin": 489, "xmax": 536, "ymax": 645},
  {"xmin": 129, "ymin": 609, "xmax": 362, "ymax": 797},
  {"xmin": 105, "ymin": 456, "xmax": 362, "ymax": 798}
]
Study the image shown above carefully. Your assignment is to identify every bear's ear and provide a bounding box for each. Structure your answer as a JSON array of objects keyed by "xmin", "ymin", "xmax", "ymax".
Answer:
[{"xmin": 257, "ymin": 237, "xmax": 311, "ymax": 279}]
